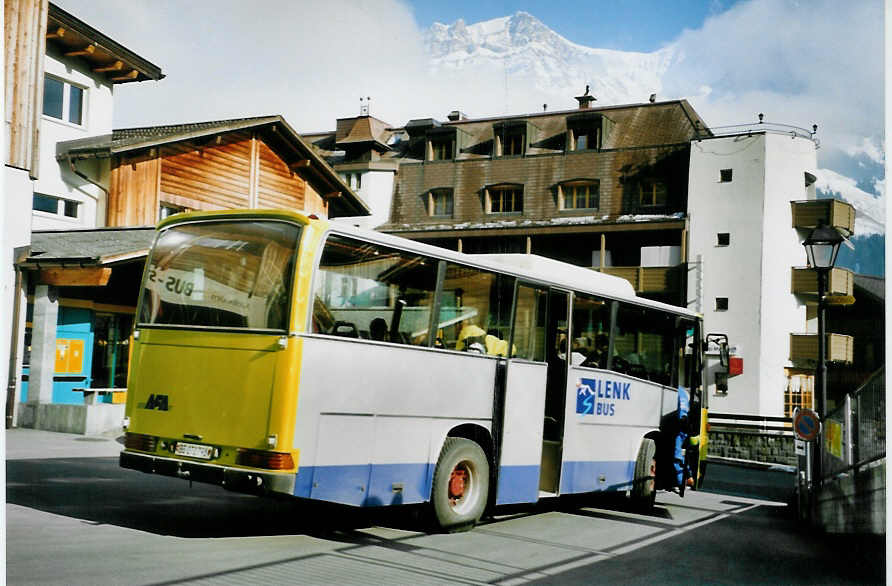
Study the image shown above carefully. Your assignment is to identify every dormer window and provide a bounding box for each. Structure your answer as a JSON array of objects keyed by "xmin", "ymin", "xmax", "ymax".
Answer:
[
  {"xmin": 638, "ymin": 179, "xmax": 668, "ymax": 209},
  {"xmin": 486, "ymin": 184, "xmax": 523, "ymax": 214},
  {"xmin": 493, "ymin": 121, "xmax": 530, "ymax": 157},
  {"xmin": 566, "ymin": 112, "xmax": 613, "ymax": 152},
  {"xmin": 427, "ymin": 188, "xmax": 454, "ymax": 217},
  {"xmin": 558, "ymin": 180, "xmax": 600, "ymax": 210},
  {"xmin": 430, "ymin": 137, "xmax": 454, "ymax": 161}
]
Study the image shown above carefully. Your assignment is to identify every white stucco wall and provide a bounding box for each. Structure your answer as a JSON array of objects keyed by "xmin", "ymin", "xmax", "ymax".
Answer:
[
  {"xmin": 759, "ymin": 133, "xmax": 817, "ymax": 416},
  {"xmin": 688, "ymin": 132, "xmax": 817, "ymax": 417},
  {"xmin": 32, "ymin": 46, "xmax": 114, "ymax": 230},
  {"xmin": 688, "ymin": 134, "xmax": 767, "ymax": 415},
  {"xmin": 331, "ymin": 169, "xmax": 395, "ymax": 230}
]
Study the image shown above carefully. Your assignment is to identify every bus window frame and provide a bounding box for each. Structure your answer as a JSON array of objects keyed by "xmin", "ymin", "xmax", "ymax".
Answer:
[{"xmin": 135, "ymin": 217, "xmax": 303, "ymax": 335}]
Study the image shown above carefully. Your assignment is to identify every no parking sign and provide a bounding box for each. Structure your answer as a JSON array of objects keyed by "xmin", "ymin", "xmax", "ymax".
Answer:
[{"xmin": 792, "ymin": 408, "xmax": 821, "ymax": 442}]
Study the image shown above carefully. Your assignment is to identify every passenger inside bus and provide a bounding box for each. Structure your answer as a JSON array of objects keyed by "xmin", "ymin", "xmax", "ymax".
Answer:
[{"xmin": 369, "ymin": 317, "xmax": 388, "ymax": 341}]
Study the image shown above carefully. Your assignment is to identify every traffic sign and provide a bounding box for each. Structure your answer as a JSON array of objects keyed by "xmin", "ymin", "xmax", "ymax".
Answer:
[{"xmin": 793, "ymin": 408, "xmax": 821, "ymax": 441}]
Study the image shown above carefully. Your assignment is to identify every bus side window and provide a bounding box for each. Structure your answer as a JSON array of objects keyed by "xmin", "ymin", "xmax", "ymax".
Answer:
[
  {"xmin": 438, "ymin": 263, "xmax": 513, "ymax": 354},
  {"xmin": 512, "ymin": 285, "xmax": 547, "ymax": 361},
  {"xmin": 312, "ymin": 234, "xmax": 438, "ymax": 346},
  {"xmin": 570, "ymin": 292, "xmax": 610, "ymax": 368},
  {"xmin": 612, "ymin": 304, "xmax": 675, "ymax": 385}
]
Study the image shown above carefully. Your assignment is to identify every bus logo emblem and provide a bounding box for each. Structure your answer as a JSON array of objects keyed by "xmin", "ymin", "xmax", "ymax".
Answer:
[{"xmin": 142, "ymin": 394, "xmax": 170, "ymax": 411}]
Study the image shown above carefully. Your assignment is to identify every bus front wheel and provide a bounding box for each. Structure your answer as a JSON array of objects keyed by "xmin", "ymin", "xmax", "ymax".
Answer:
[
  {"xmin": 630, "ymin": 438, "xmax": 656, "ymax": 513},
  {"xmin": 431, "ymin": 437, "xmax": 489, "ymax": 532}
]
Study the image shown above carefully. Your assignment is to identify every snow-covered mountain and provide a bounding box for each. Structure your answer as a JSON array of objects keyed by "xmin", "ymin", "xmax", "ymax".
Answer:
[
  {"xmin": 426, "ymin": 12, "xmax": 673, "ymax": 108},
  {"xmin": 423, "ymin": 12, "xmax": 884, "ymax": 274}
]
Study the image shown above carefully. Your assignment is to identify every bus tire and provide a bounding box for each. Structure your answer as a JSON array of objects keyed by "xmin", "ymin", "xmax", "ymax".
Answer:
[
  {"xmin": 630, "ymin": 438, "xmax": 656, "ymax": 513},
  {"xmin": 431, "ymin": 437, "xmax": 489, "ymax": 532}
]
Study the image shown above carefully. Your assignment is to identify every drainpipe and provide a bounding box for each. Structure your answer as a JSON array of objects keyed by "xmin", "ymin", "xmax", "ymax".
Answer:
[
  {"xmin": 67, "ymin": 156, "xmax": 108, "ymax": 199},
  {"xmin": 6, "ymin": 248, "xmax": 29, "ymax": 428}
]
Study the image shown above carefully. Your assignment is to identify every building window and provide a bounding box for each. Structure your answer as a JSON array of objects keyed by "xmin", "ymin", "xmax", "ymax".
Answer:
[
  {"xmin": 638, "ymin": 179, "xmax": 667, "ymax": 208},
  {"xmin": 428, "ymin": 189, "xmax": 453, "ymax": 217},
  {"xmin": 487, "ymin": 185, "xmax": 523, "ymax": 214},
  {"xmin": 33, "ymin": 193, "xmax": 78, "ymax": 218},
  {"xmin": 340, "ymin": 172, "xmax": 362, "ymax": 190},
  {"xmin": 560, "ymin": 180, "xmax": 600, "ymax": 210},
  {"xmin": 720, "ymin": 169, "xmax": 733, "ymax": 182},
  {"xmin": 430, "ymin": 138, "xmax": 454, "ymax": 161},
  {"xmin": 43, "ymin": 74, "xmax": 85, "ymax": 125},
  {"xmin": 717, "ymin": 232, "xmax": 730, "ymax": 246},
  {"xmin": 503, "ymin": 133, "xmax": 525, "ymax": 156},
  {"xmin": 715, "ymin": 297, "xmax": 729, "ymax": 311}
]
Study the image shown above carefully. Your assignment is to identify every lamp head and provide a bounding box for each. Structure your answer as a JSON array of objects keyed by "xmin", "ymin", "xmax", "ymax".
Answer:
[{"xmin": 803, "ymin": 221, "xmax": 844, "ymax": 269}]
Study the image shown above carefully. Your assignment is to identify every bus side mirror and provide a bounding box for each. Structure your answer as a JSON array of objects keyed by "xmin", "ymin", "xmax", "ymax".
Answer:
[{"xmin": 719, "ymin": 342, "xmax": 729, "ymax": 369}]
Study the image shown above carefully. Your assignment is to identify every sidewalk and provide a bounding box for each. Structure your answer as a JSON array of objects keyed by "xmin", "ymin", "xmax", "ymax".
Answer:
[{"xmin": 5, "ymin": 427, "xmax": 123, "ymax": 460}]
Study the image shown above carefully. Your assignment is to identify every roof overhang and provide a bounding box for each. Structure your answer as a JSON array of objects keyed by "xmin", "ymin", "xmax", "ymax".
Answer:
[{"xmin": 47, "ymin": 2, "xmax": 164, "ymax": 84}]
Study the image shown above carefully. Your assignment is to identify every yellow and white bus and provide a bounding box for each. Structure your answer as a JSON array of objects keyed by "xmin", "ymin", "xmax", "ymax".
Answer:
[{"xmin": 121, "ymin": 209, "xmax": 711, "ymax": 531}]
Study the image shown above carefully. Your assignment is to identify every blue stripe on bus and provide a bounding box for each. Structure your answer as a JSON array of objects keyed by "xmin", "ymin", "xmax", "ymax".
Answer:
[
  {"xmin": 559, "ymin": 460, "xmax": 636, "ymax": 494},
  {"xmin": 496, "ymin": 465, "xmax": 541, "ymax": 505},
  {"xmin": 295, "ymin": 463, "xmax": 544, "ymax": 507}
]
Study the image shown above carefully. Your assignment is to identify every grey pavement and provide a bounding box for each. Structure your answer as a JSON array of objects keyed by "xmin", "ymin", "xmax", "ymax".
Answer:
[{"xmin": 6, "ymin": 427, "xmax": 123, "ymax": 460}]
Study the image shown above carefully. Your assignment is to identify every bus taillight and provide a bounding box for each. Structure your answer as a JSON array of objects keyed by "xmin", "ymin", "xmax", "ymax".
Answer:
[
  {"xmin": 236, "ymin": 449, "xmax": 294, "ymax": 470},
  {"xmin": 124, "ymin": 433, "xmax": 158, "ymax": 452}
]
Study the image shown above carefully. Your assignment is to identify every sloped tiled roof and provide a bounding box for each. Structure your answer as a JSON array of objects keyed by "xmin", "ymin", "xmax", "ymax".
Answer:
[{"xmin": 23, "ymin": 227, "xmax": 156, "ymax": 266}]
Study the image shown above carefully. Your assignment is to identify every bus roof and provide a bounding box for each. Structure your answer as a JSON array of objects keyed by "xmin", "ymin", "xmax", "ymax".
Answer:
[{"xmin": 155, "ymin": 209, "xmax": 701, "ymax": 320}]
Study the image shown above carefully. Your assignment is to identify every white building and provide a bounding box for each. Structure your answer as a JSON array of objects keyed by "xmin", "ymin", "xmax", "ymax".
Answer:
[{"xmin": 687, "ymin": 128, "xmax": 854, "ymax": 417}]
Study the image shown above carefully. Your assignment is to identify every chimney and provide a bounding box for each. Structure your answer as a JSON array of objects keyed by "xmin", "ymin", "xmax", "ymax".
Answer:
[
  {"xmin": 574, "ymin": 85, "xmax": 596, "ymax": 109},
  {"xmin": 447, "ymin": 110, "xmax": 467, "ymax": 121}
]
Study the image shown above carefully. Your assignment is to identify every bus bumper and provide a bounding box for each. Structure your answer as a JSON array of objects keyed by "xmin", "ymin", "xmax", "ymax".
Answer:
[{"xmin": 120, "ymin": 450, "xmax": 296, "ymax": 496}]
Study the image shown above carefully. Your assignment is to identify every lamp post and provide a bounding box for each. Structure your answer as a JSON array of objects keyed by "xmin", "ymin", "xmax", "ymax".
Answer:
[{"xmin": 801, "ymin": 220, "xmax": 844, "ymax": 489}]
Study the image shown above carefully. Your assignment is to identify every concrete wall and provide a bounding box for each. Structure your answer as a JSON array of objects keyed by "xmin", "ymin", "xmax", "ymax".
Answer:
[
  {"xmin": 32, "ymin": 45, "xmax": 114, "ymax": 230},
  {"xmin": 817, "ymin": 459, "xmax": 885, "ymax": 534},
  {"xmin": 17, "ymin": 402, "xmax": 124, "ymax": 436}
]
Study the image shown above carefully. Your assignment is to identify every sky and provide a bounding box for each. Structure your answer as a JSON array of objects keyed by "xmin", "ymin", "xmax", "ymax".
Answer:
[{"xmin": 53, "ymin": 0, "xmax": 885, "ymax": 241}]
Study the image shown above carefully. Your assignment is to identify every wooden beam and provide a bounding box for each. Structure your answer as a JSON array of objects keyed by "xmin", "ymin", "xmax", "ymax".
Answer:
[
  {"xmin": 38, "ymin": 267, "xmax": 112, "ymax": 287},
  {"xmin": 289, "ymin": 159, "xmax": 311, "ymax": 170},
  {"xmin": 93, "ymin": 60, "xmax": 123, "ymax": 73},
  {"xmin": 110, "ymin": 69, "xmax": 139, "ymax": 82},
  {"xmin": 46, "ymin": 26, "xmax": 66, "ymax": 39},
  {"xmin": 65, "ymin": 44, "xmax": 96, "ymax": 57},
  {"xmin": 323, "ymin": 191, "xmax": 341, "ymax": 201}
]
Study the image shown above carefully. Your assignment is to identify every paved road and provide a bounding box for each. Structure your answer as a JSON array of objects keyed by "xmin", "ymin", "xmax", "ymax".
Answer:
[{"xmin": 5, "ymin": 429, "xmax": 884, "ymax": 585}]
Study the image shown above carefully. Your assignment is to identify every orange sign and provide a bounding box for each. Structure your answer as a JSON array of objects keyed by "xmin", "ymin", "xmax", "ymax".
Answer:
[{"xmin": 55, "ymin": 338, "xmax": 85, "ymax": 374}]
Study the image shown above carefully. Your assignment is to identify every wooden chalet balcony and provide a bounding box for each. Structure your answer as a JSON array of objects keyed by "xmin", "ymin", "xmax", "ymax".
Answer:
[
  {"xmin": 790, "ymin": 333, "xmax": 854, "ymax": 366},
  {"xmin": 791, "ymin": 199, "xmax": 855, "ymax": 235},
  {"xmin": 594, "ymin": 265, "xmax": 682, "ymax": 295},
  {"xmin": 791, "ymin": 267, "xmax": 854, "ymax": 297}
]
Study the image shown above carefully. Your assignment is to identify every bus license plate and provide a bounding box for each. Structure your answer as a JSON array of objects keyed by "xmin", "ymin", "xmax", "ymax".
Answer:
[{"xmin": 175, "ymin": 442, "xmax": 213, "ymax": 460}]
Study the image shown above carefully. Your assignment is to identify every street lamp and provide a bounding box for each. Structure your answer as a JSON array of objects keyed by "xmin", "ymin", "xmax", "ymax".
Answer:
[{"xmin": 801, "ymin": 220, "xmax": 844, "ymax": 489}]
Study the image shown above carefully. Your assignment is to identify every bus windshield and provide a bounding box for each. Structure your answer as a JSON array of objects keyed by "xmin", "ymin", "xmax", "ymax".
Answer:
[{"xmin": 138, "ymin": 220, "xmax": 301, "ymax": 331}]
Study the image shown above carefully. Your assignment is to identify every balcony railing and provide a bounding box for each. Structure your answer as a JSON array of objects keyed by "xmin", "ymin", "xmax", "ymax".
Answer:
[
  {"xmin": 791, "ymin": 199, "xmax": 855, "ymax": 235},
  {"xmin": 593, "ymin": 265, "xmax": 682, "ymax": 295},
  {"xmin": 791, "ymin": 267, "xmax": 854, "ymax": 297},
  {"xmin": 790, "ymin": 333, "xmax": 854, "ymax": 366}
]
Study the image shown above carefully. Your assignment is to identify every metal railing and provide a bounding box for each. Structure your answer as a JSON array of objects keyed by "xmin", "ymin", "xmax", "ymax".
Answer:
[
  {"xmin": 821, "ymin": 367, "xmax": 885, "ymax": 479},
  {"xmin": 706, "ymin": 120, "xmax": 820, "ymax": 146}
]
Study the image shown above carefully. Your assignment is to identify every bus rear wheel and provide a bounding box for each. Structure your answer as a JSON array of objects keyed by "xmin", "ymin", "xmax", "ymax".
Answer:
[
  {"xmin": 630, "ymin": 438, "xmax": 656, "ymax": 513},
  {"xmin": 431, "ymin": 437, "xmax": 489, "ymax": 532}
]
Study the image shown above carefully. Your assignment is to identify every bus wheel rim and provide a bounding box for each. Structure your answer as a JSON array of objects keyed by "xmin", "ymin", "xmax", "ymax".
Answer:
[{"xmin": 448, "ymin": 463, "xmax": 472, "ymax": 510}]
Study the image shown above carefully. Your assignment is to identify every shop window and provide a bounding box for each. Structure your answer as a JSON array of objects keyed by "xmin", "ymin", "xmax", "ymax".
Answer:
[{"xmin": 91, "ymin": 314, "xmax": 134, "ymax": 388}]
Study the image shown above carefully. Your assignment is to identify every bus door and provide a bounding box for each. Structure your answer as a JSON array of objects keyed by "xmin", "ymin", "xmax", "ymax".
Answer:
[
  {"xmin": 540, "ymin": 289, "xmax": 570, "ymax": 494},
  {"xmin": 493, "ymin": 283, "xmax": 550, "ymax": 505}
]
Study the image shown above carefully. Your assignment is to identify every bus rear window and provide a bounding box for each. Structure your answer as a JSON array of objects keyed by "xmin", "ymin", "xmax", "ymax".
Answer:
[{"xmin": 139, "ymin": 220, "xmax": 300, "ymax": 331}]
